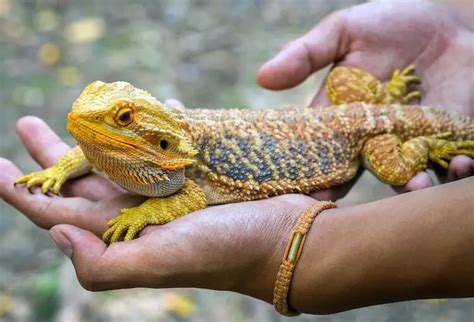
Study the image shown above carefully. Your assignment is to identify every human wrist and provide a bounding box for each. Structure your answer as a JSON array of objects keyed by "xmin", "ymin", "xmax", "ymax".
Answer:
[
  {"xmin": 287, "ymin": 206, "xmax": 341, "ymax": 314},
  {"xmin": 273, "ymin": 201, "xmax": 337, "ymax": 316},
  {"xmin": 231, "ymin": 195, "xmax": 316, "ymax": 303}
]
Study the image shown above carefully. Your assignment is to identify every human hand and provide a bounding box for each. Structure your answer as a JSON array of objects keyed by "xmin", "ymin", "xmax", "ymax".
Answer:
[
  {"xmin": 2, "ymin": 116, "xmax": 472, "ymax": 315},
  {"xmin": 0, "ymin": 116, "xmax": 315, "ymax": 302},
  {"xmin": 258, "ymin": 0, "xmax": 473, "ymax": 197}
]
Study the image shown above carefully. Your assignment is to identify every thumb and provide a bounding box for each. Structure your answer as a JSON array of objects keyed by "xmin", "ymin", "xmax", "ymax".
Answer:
[
  {"xmin": 49, "ymin": 224, "xmax": 150, "ymax": 291},
  {"xmin": 257, "ymin": 11, "xmax": 348, "ymax": 90}
]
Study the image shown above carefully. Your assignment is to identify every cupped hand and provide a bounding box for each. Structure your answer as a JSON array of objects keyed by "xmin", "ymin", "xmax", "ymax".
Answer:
[
  {"xmin": 0, "ymin": 115, "xmax": 315, "ymax": 302},
  {"xmin": 258, "ymin": 0, "xmax": 473, "ymax": 198}
]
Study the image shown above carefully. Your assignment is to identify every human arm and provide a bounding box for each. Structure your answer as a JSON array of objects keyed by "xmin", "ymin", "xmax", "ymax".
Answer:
[
  {"xmin": 290, "ymin": 176, "xmax": 474, "ymax": 314},
  {"xmin": 1, "ymin": 118, "xmax": 473, "ymax": 314},
  {"xmin": 258, "ymin": 0, "xmax": 474, "ymax": 197}
]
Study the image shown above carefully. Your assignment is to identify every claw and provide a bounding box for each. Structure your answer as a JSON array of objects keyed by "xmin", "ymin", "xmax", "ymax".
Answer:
[{"xmin": 45, "ymin": 190, "xmax": 59, "ymax": 197}]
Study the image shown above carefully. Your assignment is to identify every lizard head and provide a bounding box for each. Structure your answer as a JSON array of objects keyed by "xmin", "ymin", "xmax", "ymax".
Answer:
[{"xmin": 66, "ymin": 81, "xmax": 196, "ymax": 196}]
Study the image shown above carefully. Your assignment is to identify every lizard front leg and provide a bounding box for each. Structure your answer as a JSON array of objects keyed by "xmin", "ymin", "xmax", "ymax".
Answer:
[
  {"xmin": 102, "ymin": 179, "xmax": 207, "ymax": 244},
  {"xmin": 326, "ymin": 65, "xmax": 421, "ymax": 105},
  {"xmin": 361, "ymin": 133, "xmax": 474, "ymax": 186},
  {"xmin": 15, "ymin": 146, "xmax": 91, "ymax": 194}
]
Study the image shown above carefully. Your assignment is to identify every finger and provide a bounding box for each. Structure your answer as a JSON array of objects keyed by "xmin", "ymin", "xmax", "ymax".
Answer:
[
  {"xmin": 310, "ymin": 171, "xmax": 361, "ymax": 201},
  {"xmin": 16, "ymin": 116, "xmax": 71, "ymax": 168},
  {"xmin": 16, "ymin": 116, "xmax": 124, "ymax": 200},
  {"xmin": 164, "ymin": 98, "xmax": 186, "ymax": 109},
  {"xmin": 50, "ymin": 224, "xmax": 154, "ymax": 291},
  {"xmin": 0, "ymin": 158, "xmax": 108, "ymax": 235},
  {"xmin": 61, "ymin": 175, "xmax": 126, "ymax": 202},
  {"xmin": 309, "ymin": 77, "xmax": 331, "ymax": 107},
  {"xmin": 447, "ymin": 155, "xmax": 474, "ymax": 182},
  {"xmin": 310, "ymin": 189, "xmax": 337, "ymax": 201},
  {"xmin": 404, "ymin": 172, "xmax": 434, "ymax": 192},
  {"xmin": 257, "ymin": 11, "xmax": 348, "ymax": 90}
]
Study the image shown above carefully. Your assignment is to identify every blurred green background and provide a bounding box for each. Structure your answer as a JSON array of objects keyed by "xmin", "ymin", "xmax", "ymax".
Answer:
[{"xmin": 0, "ymin": 0, "xmax": 472, "ymax": 321}]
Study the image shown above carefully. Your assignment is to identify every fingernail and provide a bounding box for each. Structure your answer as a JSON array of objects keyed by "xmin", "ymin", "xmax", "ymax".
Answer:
[
  {"xmin": 456, "ymin": 162, "xmax": 474, "ymax": 179},
  {"xmin": 49, "ymin": 228, "xmax": 73, "ymax": 258}
]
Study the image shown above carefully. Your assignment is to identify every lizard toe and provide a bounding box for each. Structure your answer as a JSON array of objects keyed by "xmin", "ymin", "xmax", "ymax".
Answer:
[
  {"xmin": 110, "ymin": 224, "xmax": 128, "ymax": 244},
  {"xmin": 123, "ymin": 226, "xmax": 141, "ymax": 241},
  {"xmin": 41, "ymin": 178, "xmax": 55, "ymax": 194},
  {"xmin": 102, "ymin": 209, "xmax": 147, "ymax": 244},
  {"xmin": 102, "ymin": 226, "xmax": 116, "ymax": 244}
]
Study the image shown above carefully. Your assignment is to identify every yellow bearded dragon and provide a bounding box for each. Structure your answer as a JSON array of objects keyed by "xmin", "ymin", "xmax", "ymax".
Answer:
[{"xmin": 15, "ymin": 66, "xmax": 474, "ymax": 243}]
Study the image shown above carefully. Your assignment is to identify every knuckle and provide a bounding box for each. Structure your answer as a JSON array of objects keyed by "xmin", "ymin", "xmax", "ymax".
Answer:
[{"xmin": 0, "ymin": 158, "xmax": 15, "ymax": 168}]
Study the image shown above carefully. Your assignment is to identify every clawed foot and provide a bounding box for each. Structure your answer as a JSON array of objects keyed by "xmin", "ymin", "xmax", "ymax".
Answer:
[
  {"xmin": 102, "ymin": 207, "xmax": 152, "ymax": 244},
  {"xmin": 102, "ymin": 200, "xmax": 177, "ymax": 244},
  {"xmin": 386, "ymin": 65, "xmax": 421, "ymax": 103},
  {"xmin": 428, "ymin": 134, "xmax": 474, "ymax": 168},
  {"xmin": 15, "ymin": 167, "xmax": 66, "ymax": 195}
]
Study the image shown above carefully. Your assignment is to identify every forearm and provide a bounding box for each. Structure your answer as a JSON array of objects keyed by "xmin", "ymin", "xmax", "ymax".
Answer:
[{"xmin": 291, "ymin": 177, "xmax": 474, "ymax": 314}]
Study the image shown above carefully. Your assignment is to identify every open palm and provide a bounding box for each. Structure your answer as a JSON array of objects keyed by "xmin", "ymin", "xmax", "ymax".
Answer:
[{"xmin": 0, "ymin": 116, "xmax": 313, "ymax": 301}]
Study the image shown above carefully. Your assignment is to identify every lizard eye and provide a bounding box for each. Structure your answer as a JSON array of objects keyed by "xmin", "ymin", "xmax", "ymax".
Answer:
[{"xmin": 116, "ymin": 108, "xmax": 133, "ymax": 126}]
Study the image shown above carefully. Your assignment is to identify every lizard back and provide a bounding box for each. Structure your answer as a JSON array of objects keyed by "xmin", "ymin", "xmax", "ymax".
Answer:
[{"xmin": 173, "ymin": 103, "xmax": 473, "ymax": 204}]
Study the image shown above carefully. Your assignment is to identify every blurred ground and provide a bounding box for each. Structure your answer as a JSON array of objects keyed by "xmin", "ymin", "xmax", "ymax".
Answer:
[{"xmin": 0, "ymin": 0, "xmax": 473, "ymax": 321}]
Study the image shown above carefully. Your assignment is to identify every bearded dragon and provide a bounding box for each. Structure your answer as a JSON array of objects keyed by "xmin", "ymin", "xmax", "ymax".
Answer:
[{"xmin": 15, "ymin": 66, "xmax": 474, "ymax": 243}]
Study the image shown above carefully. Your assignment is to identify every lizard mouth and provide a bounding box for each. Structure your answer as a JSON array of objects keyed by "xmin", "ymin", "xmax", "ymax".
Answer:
[{"xmin": 67, "ymin": 112, "xmax": 138, "ymax": 149}]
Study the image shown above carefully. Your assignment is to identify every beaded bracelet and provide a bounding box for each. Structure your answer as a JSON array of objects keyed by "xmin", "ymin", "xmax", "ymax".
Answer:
[{"xmin": 273, "ymin": 201, "xmax": 337, "ymax": 316}]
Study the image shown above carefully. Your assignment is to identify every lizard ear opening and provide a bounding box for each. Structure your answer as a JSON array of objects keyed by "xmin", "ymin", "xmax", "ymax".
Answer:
[
  {"xmin": 153, "ymin": 131, "xmax": 196, "ymax": 156},
  {"xmin": 160, "ymin": 139, "xmax": 168, "ymax": 150}
]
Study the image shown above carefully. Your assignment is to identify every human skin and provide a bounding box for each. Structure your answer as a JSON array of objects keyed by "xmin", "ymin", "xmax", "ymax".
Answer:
[{"xmin": 1, "ymin": 0, "xmax": 473, "ymax": 315}]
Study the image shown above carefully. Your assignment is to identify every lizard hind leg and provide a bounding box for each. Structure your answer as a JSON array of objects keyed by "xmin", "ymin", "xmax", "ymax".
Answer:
[
  {"xmin": 102, "ymin": 179, "xmax": 207, "ymax": 244},
  {"xmin": 361, "ymin": 133, "xmax": 474, "ymax": 186}
]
